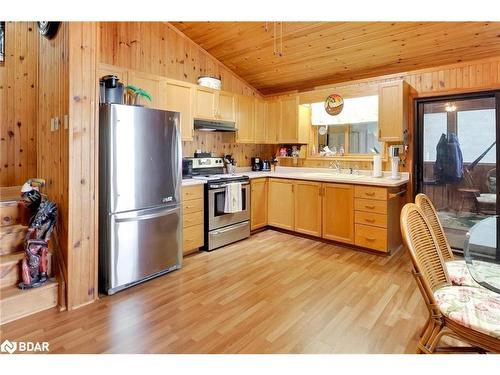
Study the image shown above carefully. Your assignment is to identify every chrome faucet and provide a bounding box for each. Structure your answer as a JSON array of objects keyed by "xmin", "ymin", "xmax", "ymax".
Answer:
[{"xmin": 329, "ymin": 160, "xmax": 341, "ymax": 173}]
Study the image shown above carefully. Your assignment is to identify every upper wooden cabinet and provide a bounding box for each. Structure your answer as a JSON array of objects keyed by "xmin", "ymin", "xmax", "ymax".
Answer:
[
  {"xmin": 378, "ymin": 80, "xmax": 410, "ymax": 142},
  {"xmin": 236, "ymin": 95, "xmax": 255, "ymax": 143},
  {"xmin": 250, "ymin": 178, "xmax": 268, "ymax": 230},
  {"xmin": 265, "ymin": 99, "xmax": 281, "ymax": 144},
  {"xmin": 279, "ymin": 96, "xmax": 310, "ymax": 144},
  {"xmin": 194, "ymin": 86, "xmax": 218, "ymax": 120},
  {"xmin": 218, "ymin": 91, "xmax": 236, "ymax": 122},
  {"xmin": 322, "ymin": 183, "xmax": 354, "ymax": 244},
  {"xmin": 127, "ymin": 71, "xmax": 167, "ymax": 110},
  {"xmin": 254, "ymin": 99, "xmax": 267, "ymax": 144},
  {"xmin": 267, "ymin": 178, "xmax": 294, "ymax": 230},
  {"xmin": 165, "ymin": 79, "xmax": 194, "ymax": 141},
  {"xmin": 294, "ymin": 180, "xmax": 322, "ymax": 237},
  {"xmin": 193, "ymin": 86, "xmax": 236, "ymax": 122}
]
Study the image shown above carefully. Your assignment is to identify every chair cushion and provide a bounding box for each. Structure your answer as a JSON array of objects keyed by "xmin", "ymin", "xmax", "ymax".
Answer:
[
  {"xmin": 445, "ymin": 260, "xmax": 479, "ymax": 287},
  {"xmin": 477, "ymin": 193, "xmax": 496, "ymax": 204},
  {"xmin": 434, "ymin": 286, "xmax": 500, "ymax": 339}
]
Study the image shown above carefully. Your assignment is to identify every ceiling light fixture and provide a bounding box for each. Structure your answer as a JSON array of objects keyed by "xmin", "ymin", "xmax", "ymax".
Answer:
[{"xmin": 445, "ymin": 103, "xmax": 457, "ymax": 112}]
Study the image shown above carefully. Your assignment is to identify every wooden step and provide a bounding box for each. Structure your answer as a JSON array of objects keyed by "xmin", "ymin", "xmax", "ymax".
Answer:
[
  {"xmin": 0, "ymin": 224, "xmax": 27, "ymax": 255},
  {"xmin": 0, "ymin": 251, "xmax": 54, "ymax": 289},
  {"xmin": 1, "ymin": 201, "xmax": 22, "ymax": 226},
  {"xmin": 0, "ymin": 279, "xmax": 58, "ymax": 325},
  {"xmin": 0, "ymin": 186, "xmax": 22, "ymax": 202}
]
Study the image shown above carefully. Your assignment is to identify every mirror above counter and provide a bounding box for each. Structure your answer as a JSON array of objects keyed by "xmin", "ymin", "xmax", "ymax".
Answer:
[{"xmin": 308, "ymin": 94, "xmax": 384, "ymax": 159}]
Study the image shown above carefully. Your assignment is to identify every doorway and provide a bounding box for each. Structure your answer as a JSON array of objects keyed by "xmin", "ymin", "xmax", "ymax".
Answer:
[{"xmin": 415, "ymin": 91, "xmax": 499, "ymax": 251}]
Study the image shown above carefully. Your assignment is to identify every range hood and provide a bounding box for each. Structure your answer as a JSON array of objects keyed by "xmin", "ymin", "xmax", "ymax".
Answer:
[{"xmin": 194, "ymin": 119, "xmax": 237, "ymax": 132}]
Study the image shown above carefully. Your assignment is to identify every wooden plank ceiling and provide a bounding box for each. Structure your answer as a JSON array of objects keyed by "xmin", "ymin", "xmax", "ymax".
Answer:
[{"xmin": 171, "ymin": 22, "xmax": 500, "ymax": 95}]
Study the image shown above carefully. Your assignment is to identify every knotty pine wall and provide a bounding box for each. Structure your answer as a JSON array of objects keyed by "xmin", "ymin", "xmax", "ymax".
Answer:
[
  {"xmin": 37, "ymin": 23, "xmax": 70, "ymax": 273},
  {"xmin": 99, "ymin": 22, "xmax": 275, "ymax": 165},
  {"xmin": 277, "ymin": 56, "xmax": 500, "ymax": 172},
  {"xmin": 0, "ymin": 22, "xmax": 38, "ymax": 187}
]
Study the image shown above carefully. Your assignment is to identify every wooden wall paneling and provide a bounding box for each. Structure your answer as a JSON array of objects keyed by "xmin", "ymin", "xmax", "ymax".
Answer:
[
  {"xmin": 99, "ymin": 22, "xmax": 261, "ymax": 98},
  {"xmin": 37, "ymin": 22, "xmax": 69, "ymax": 270},
  {"xmin": 0, "ymin": 22, "xmax": 38, "ymax": 187},
  {"xmin": 67, "ymin": 22, "xmax": 98, "ymax": 309}
]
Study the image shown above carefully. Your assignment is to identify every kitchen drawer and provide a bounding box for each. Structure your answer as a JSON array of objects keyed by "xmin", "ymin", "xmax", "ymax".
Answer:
[
  {"xmin": 183, "ymin": 198, "xmax": 204, "ymax": 214},
  {"xmin": 182, "ymin": 185, "xmax": 204, "ymax": 201},
  {"xmin": 354, "ymin": 185, "xmax": 387, "ymax": 201},
  {"xmin": 183, "ymin": 224, "xmax": 204, "ymax": 253},
  {"xmin": 183, "ymin": 211, "xmax": 204, "ymax": 228},
  {"xmin": 355, "ymin": 224, "xmax": 388, "ymax": 252},
  {"xmin": 354, "ymin": 198, "xmax": 387, "ymax": 214},
  {"xmin": 355, "ymin": 211, "xmax": 387, "ymax": 228}
]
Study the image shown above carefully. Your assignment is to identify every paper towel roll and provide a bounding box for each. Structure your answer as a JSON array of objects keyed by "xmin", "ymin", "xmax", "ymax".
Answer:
[{"xmin": 373, "ymin": 155, "xmax": 382, "ymax": 178}]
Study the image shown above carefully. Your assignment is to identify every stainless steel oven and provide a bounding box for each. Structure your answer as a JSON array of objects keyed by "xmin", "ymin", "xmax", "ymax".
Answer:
[{"xmin": 206, "ymin": 179, "xmax": 250, "ymax": 251}]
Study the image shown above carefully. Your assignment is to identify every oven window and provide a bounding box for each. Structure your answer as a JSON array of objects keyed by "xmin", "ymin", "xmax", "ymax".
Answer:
[{"xmin": 214, "ymin": 188, "xmax": 247, "ymax": 216}]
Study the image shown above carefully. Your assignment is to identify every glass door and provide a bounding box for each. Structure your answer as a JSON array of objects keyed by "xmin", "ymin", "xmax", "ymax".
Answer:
[{"xmin": 416, "ymin": 92, "xmax": 499, "ymax": 251}]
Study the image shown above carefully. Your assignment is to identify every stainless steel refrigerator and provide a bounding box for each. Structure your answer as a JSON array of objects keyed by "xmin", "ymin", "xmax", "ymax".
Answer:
[{"xmin": 99, "ymin": 104, "xmax": 182, "ymax": 295}]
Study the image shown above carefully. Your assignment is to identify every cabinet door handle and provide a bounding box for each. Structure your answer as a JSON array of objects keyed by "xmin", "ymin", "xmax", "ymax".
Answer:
[
  {"xmin": 365, "ymin": 218, "xmax": 375, "ymax": 223},
  {"xmin": 365, "ymin": 236, "xmax": 376, "ymax": 241},
  {"xmin": 365, "ymin": 192, "xmax": 375, "ymax": 196},
  {"xmin": 365, "ymin": 205, "xmax": 375, "ymax": 209}
]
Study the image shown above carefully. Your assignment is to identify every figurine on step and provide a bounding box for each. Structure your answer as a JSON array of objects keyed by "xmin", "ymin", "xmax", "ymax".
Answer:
[{"xmin": 18, "ymin": 179, "xmax": 58, "ymax": 290}]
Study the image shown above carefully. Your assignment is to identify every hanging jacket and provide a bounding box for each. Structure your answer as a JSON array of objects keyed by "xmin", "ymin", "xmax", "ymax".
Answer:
[
  {"xmin": 445, "ymin": 133, "xmax": 464, "ymax": 183},
  {"xmin": 434, "ymin": 133, "xmax": 448, "ymax": 184}
]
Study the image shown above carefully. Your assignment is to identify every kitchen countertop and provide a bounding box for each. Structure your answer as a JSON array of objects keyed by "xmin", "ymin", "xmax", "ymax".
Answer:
[
  {"xmin": 181, "ymin": 179, "xmax": 206, "ymax": 187},
  {"xmin": 182, "ymin": 167, "xmax": 409, "ymax": 187}
]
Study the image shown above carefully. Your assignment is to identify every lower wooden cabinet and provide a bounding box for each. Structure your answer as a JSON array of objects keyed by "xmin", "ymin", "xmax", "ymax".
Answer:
[
  {"xmin": 322, "ymin": 183, "xmax": 354, "ymax": 244},
  {"xmin": 250, "ymin": 178, "xmax": 268, "ymax": 230},
  {"xmin": 353, "ymin": 185, "xmax": 404, "ymax": 253},
  {"xmin": 267, "ymin": 178, "xmax": 294, "ymax": 230},
  {"xmin": 252, "ymin": 177, "xmax": 404, "ymax": 253},
  {"xmin": 182, "ymin": 185, "xmax": 204, "ymax": 255},
  {"xmin": 294, "ymin": 180, "xmax": 322, "ymax": 237}
]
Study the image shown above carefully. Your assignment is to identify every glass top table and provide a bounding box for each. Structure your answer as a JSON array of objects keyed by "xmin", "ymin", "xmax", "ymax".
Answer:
[{"xmin": 464, "ymin": 216, "xmax": 500, "ymax": 294}]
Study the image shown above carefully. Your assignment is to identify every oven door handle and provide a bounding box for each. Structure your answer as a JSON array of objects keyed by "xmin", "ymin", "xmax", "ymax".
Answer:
[
  {"xmin": 210, "ymin": 183, "xmax": 250, "ymax": 191},
  {"xmin": 211, "ymin": 221, "xmax": 249, "ymax": 235}
]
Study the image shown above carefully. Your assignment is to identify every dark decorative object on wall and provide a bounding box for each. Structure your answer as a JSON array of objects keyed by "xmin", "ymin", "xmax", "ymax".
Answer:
[
  {"xmin": 0, "ymin": 22, "xmax": 5, "ymax": 63},
  {"xmin": 37, "ymin": 21, "xmax": 60, "ymax": 39},
  {"xmin": 18, "ymin": 179, "xmax": 58, "ymax": 290},
  {"xmin": 324, "ymin": 93, "xmax": 344, "ymax": 116}
]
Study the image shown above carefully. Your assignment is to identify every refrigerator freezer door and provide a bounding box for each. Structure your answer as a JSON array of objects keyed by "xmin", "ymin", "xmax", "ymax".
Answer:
[
  {"xmin": 102, "ymin": 205, "xmax": 182, "ymax": 294},
  {"xmin": 101, "ymin": 104, "xmax": 182, "ymax": 213}
]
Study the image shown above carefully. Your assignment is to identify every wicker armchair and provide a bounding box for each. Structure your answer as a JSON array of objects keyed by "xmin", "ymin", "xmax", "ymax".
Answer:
[
  {"xmin": 400, "ymin": 203, "xmax": 500, "ymax": 353},
  {"xmin": 415, "ymin": 193, "xmax": 479, "ymax": 287}
]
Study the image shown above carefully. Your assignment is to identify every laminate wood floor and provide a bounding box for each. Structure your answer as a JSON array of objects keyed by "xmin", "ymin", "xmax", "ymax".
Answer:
[{"xmin": 0, "ymin": 230, "xmax": 426, "ymax": 353}]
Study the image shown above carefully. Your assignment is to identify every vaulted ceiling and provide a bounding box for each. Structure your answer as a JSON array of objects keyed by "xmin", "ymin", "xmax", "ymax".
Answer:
[{"xmin": 171, "ymin": 22, "xmax": 500, "ymax": 95}]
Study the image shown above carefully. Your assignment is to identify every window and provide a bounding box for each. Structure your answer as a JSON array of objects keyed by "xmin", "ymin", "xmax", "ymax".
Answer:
[
  {"xmin": 423, "ymin": 112, "xmax": 447, "ymax": 162},
  {"xmin": 457, "ymin": 109, "xmax": 496, "ymax": 164}
]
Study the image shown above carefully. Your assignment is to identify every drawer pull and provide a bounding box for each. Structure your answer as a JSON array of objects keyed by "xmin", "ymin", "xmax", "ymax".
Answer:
[
  {"xmin": 365, "ymin": 205, "xmax": 375, "ymax": 209},
  {"xmin": 365, "ymin": 192, "xmax": 375, "ymax": 196},
  {"xmin": 364, "ymin": 218, "xmax": 375, "ymax": 223},
  {"xmin": 365, "ymin": 236, "xmax": 376, "ymax": 241}
]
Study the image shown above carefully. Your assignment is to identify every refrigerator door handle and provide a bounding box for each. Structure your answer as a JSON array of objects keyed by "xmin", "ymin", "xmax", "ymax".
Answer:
[{"xmin": 114, "ymin": 206, "xmax": 180, "ymax": 223}]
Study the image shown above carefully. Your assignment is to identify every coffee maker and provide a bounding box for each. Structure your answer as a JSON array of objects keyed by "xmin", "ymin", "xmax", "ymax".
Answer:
[{"xmin": 251, "ymin": 157, "xmax": 262, "ymax": 171}]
